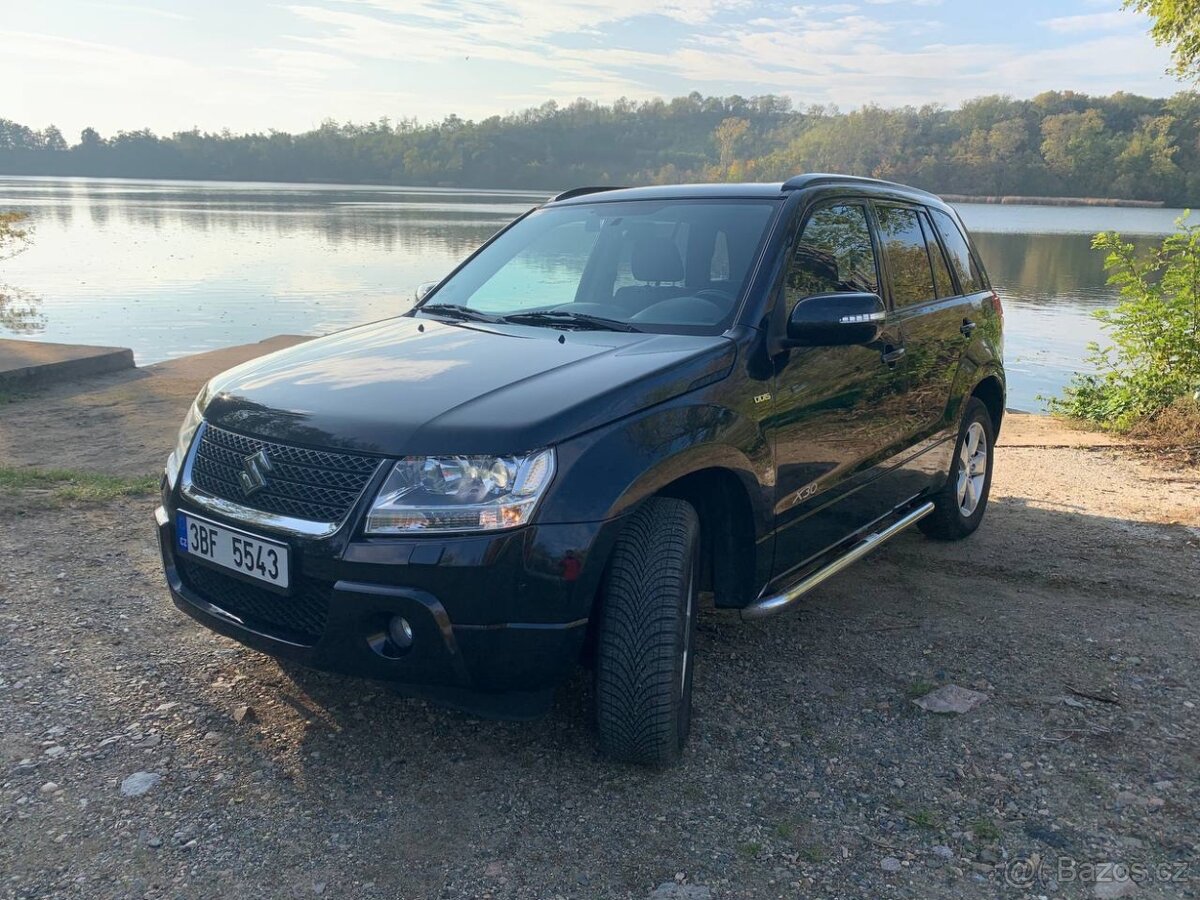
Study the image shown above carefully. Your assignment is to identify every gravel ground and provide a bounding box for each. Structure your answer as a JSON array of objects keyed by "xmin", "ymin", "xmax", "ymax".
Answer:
[{"xmin": 2, "ymin": 388, "xmax": 1199, "ymax": 898}]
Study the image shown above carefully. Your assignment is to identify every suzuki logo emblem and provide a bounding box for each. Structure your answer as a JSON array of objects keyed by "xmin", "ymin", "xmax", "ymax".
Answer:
[{"xmin": 239, "ymin": 449, "xmax": 273, "ymax": 496}]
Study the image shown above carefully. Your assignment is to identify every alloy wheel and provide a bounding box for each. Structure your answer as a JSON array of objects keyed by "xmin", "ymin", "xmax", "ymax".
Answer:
[{"xmin": 956, "ymin": 421, "xmax": 987, "ymax": 516}]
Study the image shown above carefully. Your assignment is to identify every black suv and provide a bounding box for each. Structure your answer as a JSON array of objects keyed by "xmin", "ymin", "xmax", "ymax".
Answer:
[{"xmin": 156, "ymin": 175, "xmax": 1004, "ymax": 764}]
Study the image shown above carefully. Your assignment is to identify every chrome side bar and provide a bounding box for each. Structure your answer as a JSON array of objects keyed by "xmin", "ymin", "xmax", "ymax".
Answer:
[{"xmin": 741, "ymin": 501, "xmax": 936, "ymax": 621}]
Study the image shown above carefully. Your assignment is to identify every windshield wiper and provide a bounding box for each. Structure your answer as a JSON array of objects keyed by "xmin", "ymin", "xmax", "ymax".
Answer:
[
  {"xmin": 418, "ymin": 304, "xmax": 502, "ymax": 324},
  {"xmin": 501, "ymin": 310, "xmax": 643, "ymax": 333}
]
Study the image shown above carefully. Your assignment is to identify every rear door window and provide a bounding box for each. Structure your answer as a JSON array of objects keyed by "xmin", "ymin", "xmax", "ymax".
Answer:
[
  {"xmin": 928, "ymin": 208, "xmax": 987, "ymax": 294},
  {"xmin": 920, "ymin": 211, "xmax": 956, "ymax": 298},
  {"xmin": 875, "ymin": 204, "xmax": 937, "ymax": 307},
  {"xmin": 787, "ymin": 203, "xmax": 879, "ymax": 302}
]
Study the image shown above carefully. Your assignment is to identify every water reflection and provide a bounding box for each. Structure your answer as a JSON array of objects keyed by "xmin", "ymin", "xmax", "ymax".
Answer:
[
  {"xmin": 0, "ymin": 177, "xmax": 542, "ymax": 363},
  {"xmin": 971, "ymin": 232, "xmax": 1152, "ymax": 309},
  {"xmin": 0, "ymin": 177, "xmax": 1190, "ymax": 412},
  {"xmin": 967, "ymin": 231, "xmax": 1164, "ymax": 410},
  {"xmin": 0, "ymin": 285, "xmax": 45, "ymax": 334}
]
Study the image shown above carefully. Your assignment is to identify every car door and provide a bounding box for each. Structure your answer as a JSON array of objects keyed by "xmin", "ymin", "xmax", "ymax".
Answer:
[
  {"xmin": 873, "ymin": 202, "xmax": 975, "ymax": 444},
  {"xmin": 766, "ymin": 199, "xmax": 913, "ymax": 581}
]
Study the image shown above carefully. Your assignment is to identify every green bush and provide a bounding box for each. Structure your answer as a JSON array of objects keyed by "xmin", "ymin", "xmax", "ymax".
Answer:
[{"xmin": 1050, "ymin": 214, "xmax": 1200, "ymax": 430}]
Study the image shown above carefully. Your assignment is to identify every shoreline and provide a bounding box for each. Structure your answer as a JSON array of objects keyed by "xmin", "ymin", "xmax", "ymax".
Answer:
[
  {"xmin": 0, "ymin": 173, "xmax": 1178, "ymax": 208},
  {"xmin": 942, "ymin": 193, "xmax": 1166, "ymax": 208}
]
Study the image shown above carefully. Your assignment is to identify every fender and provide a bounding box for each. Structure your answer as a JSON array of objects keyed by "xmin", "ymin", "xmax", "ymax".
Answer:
[
  {"xmin": 948, "ymin": 358, "xmax": 1006, "ymax": 427},
  {"xmin": 536, "ymin": 389, "xmax": 774, "ymax": 538}
]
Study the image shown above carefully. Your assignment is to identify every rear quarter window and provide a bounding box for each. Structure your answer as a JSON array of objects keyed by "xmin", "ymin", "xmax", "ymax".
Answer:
[
  {"xmin": 929, "ymin": 208, "xmax": 988, "ymax": 294},
  {"xmin": 874, "ymin": 204, "xmax": 937, "ymax": 308}
]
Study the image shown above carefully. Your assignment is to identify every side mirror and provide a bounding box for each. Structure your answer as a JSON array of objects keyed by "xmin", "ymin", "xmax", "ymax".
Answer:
[
  {"xmin": 415, "ymin": 281, "xmax": 439, "ymax": 302},
  {"xmin": 786, "ymin": 292, "xmax": 885, "ymax": 347}
]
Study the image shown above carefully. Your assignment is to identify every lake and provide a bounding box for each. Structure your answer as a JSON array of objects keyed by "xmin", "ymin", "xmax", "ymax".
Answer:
[{"xmin": 1, "ymin": 176, "xmax": 1194, "ymax": 411}]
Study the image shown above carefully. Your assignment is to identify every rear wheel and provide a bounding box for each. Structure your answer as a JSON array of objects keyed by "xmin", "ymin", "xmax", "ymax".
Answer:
[
  {"xmin": 594, "ymin": 497, "xmax": 700, "ymax": 765},
  {"xmin": 919, "ymin": 397, "xmax": 995, "ymax": 540}
]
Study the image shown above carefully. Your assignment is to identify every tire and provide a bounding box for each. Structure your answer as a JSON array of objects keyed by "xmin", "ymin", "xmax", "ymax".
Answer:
[
  {"xmin": 919, "ymin": 397, "xmax": 995, "ymax": 541},
  {"xmin": 594, "ymin": 497, "xmax": 701, "ymax": 765}
]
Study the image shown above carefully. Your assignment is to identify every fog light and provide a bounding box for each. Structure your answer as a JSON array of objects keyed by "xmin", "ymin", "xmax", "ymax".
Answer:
[{"xmin": 388, "ymin": 616, "xmax": 414, "ymax": 651}]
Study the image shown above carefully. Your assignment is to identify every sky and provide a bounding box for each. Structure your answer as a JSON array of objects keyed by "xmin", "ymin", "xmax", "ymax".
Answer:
[{"xmin": 1, "ymin": 0, "xmax": 1184, "ymax": 137}]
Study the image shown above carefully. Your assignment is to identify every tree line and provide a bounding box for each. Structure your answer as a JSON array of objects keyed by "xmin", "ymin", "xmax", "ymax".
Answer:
[{"xmin": 2, "ymin": 91, "xmax": 1199, "ymax": 204}]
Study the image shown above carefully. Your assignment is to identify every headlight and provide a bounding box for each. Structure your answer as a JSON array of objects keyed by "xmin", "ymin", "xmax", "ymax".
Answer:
[
  {"xmin": 164, "ymin": 395, "xmax": 205, "ymax": 489},
  {"xmin": 365, "ymin": 448, "xmax": 555, "ymax": 534}
]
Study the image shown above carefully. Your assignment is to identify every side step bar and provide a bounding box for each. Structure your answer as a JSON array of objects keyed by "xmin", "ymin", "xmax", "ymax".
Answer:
[{"xmin": 741, "ymin": 501, "xmax": 935, "ymax": 621}]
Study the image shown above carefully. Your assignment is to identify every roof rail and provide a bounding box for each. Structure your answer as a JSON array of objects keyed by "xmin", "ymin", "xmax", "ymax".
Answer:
[
  {"xmin": 548, "ymin": 186, "xmax": 626, "ymax": 203},
  {"xmin": 781, "ymin": 173, "xmax": 939, "ymax": 199}
]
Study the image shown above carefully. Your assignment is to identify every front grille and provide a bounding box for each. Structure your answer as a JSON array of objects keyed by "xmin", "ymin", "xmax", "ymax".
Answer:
[
  {"xmin": 190, "ymin": 424, "xmax": 381, "ymax": 523},
  {"xmin": 177, "ymin": 558, "xmax": 330, "ymax": 645}
]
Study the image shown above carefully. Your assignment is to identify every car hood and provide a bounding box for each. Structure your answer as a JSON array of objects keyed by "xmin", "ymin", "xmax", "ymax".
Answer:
[{"xmin": 202, "ymin": 316, "xmax": 735, "ymax": 456}]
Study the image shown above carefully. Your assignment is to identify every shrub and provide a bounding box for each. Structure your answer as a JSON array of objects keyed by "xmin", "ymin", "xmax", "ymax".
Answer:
[{"xmin": 1050, "ymin": 214, "xmax": 1200, "ymax": 430}]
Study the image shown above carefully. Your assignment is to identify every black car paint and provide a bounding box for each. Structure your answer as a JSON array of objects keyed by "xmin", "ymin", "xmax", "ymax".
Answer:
[
  {"xmin": 157, "ymin": 177, "xmax": 1003, "ymax": 710},
  {"xmin": 200, "ymin": 317, "xmax": 739, "ymax": 458}
]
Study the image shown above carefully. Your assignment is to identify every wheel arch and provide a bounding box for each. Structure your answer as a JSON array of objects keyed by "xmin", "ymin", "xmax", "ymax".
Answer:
[
  {"xmin": 970, "ymin": 373, "xmax": 1006, "ymax": 438},
  {"xmin": 653, "ymin": 466, "xmax": 761, "ymax": 609}
]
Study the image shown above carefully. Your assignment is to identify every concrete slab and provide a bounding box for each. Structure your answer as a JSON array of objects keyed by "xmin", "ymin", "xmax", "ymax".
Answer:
[{"xmin": 0, "ymin": 339, "xmax": 134, "ymax": 391}]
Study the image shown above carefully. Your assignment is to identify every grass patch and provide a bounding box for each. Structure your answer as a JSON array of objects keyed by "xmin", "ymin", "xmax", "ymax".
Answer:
[
  {"xmin": 906, "ymin": 808, "xmax": 941, "ymax": 830},
  {"xmin": 774, "ymin": 821, "xmax": 795, "ymax": 840},
  {"xmin": 971, "ymin": 818, "xmax": 1001, "ymax": 842},
  {"xmin": 906, "ymin": 680, "xmax": 937, "ymax": 699},
  {"xmin": 797, "ymin": 843, "xmax": 827, "ymax": 864},
  {"xmin": 737, "ymin": 841, "xmax": 762, "ymax": 860},
  {"xmin": 0, "ymin": 467, "xmax": 158, "ymax": 503},
  {"xmin": 0, "ymin": 384, "xmax": 26, "ymax": 405}
]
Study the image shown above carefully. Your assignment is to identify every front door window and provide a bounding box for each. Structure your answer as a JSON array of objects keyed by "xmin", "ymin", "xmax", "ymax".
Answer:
[{"xmin": 787, "ymin": 204, "xmax": 879, "ymax": 302}]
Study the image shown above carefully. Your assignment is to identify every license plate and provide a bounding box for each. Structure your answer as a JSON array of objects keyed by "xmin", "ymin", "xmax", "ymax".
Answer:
[{"xmin": 176, "ymin": 512, "xmax": 290, "ymax": 589}]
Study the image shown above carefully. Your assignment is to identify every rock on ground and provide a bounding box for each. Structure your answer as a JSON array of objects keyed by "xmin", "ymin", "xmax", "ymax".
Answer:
[
  {"xmin": 1093, "ymin": 878, "xmax": 1139, "ymax": 898},
  {"xmin": 119, "ymin": 772, "xmax": 162, "ymax": 798},
  {"xmin": 912, "ymin": 684, "xmax": 988, "ymax": 714}
]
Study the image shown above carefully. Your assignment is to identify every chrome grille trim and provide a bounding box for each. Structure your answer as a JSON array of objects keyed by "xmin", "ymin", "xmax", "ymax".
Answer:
[{"xmin": 180, "ymin": 422, "xmax": 383, "ymax": 537}]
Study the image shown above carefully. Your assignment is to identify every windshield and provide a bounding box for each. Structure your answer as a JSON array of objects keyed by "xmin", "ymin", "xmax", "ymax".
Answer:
[{"xmin": 419, "ymin": 199, "xmax": 778, "ymax": 333}]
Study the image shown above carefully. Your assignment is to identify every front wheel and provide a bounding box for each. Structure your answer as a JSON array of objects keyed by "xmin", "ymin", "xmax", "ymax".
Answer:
[
  {"xmin": 594, "ymin": 497, "xmax": 700, "ymax": 765},
  {"xmin": 919, "ymin": 397, "xmax": 995, "ymax": 540}
]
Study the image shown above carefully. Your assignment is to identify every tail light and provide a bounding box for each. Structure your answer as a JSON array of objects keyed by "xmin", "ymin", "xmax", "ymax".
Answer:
[{"xmin": 988, "ymin": 291, "xmax": 1003, "ymax": 325}]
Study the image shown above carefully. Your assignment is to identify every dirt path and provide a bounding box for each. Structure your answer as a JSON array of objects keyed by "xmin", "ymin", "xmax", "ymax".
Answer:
[
  {"xmin": 0, "ymin": 336, "xmax": 309, "ymax": 478},
  {"xmin": 1, "ymin": 348, "xmax": 1197, "ymax": 899}
]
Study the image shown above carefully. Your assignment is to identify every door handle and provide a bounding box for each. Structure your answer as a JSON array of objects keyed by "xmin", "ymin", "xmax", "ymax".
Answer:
[
  {"xmin": 960, "ymin": 319, "xmax": 977, "ymax": 337},
  {"xmin": 881, "ymin": 346, "xmax": 906, "ymax": 365}
]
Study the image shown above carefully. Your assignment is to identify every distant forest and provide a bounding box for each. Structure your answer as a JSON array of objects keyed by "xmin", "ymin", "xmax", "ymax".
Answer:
[{"xmin": 3, "ymin": 91, "xmax": 1200, "ymax": 204}]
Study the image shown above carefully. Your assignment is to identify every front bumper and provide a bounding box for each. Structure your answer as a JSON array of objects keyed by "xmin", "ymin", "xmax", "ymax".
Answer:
[{"xmin": 155, "ymin": 501, "xmax": 620, "ymax": 706}]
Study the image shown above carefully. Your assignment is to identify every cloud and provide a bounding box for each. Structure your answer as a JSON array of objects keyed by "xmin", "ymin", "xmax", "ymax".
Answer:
[
  {"xmin": 332, "ymin": 0, "xmax": 745, "ymax": 35},
  {"xmin": 0, "ymin": 28, "xmax": 404, "ymax": 134},
  {"xmin": 2, "ymin": 0, "xmax": 1183, "ymax": 135},
  {"xmin": 250, "ymin": 47, "xmax": 358, "ymax": 79},
  {"xmin": 269, "ymin": 0, "xmax": 1178, "ymax": 121},
  {"xmin": 90, "ymin": 3, "xmax": 193, "ymax": 21},
  {"xmin": 283, "ymin": 4, "xmax": 657, "ymax": 93},
  {"xmin": 1042, "ymin": 10, "xmax": 1141, "ymax": 33}
]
